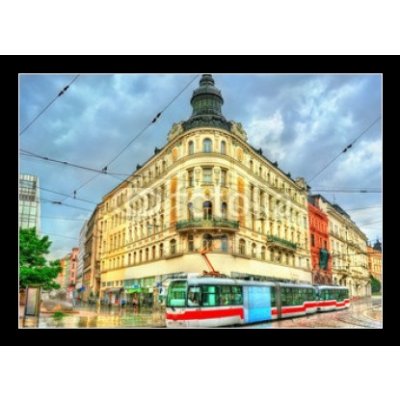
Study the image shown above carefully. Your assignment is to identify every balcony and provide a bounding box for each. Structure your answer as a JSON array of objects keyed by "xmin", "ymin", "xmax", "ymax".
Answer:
[
  {"xmin": 176, "ymin": 218, "xmax": 239, "ymax": 232},
  {"xmin": 266, "ymin": 235, "xmax": 297, "ymax": 251}
]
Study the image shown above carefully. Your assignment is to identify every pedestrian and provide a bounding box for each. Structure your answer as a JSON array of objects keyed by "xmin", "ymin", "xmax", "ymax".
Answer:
[{"xmin": 132, "ymin": 294, "xmax": 139, "ymax": 313}]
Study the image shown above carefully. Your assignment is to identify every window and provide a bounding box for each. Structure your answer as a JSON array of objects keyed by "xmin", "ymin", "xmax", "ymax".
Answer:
[
  {"xmin": 220, "ymin": 235, "xmax": 228, "ymax": 252},
  {"xmin": 202, "ymin": 234, "xmax": 213, "ymax": 251},
  {"xmin": 221, "ymin": 169, "xmax": 227, "ymax": 186},
  {"xmin": 324, "ymin": 240, "xmax": 327, "ymax": 249},
  {"xmin": 159, "ymin": 243, "xmax": 164, "ymax": 258},
  {"xmin": 188, "ymin": 169, "xmax": 194, "ymax": 187},
  {"xmin": 128, "ymin": 253, "xmax": 131, "ymax": 265},
  {"xmin": 139, "ymin": 250, "xmax": 142, "ymax": 263},
  {"xmin": 201, "ymin": 285, "xmax": 219, "ymax": 307},
  {"xmin": 311, "ymin": 234, "xmax": 315, "ymax": 247},
  {"xmin": 270, "ymin": 287, "xmax": 276, "ymax": 307},
  {"xmin": 203, "ymin": 201, "xmax": 212, "ymax": 220},
  {"xmin": 152, "ymin": 246, "xmax": 156, "ymax": 259},
  {"xmin": 231, "ymin": 286, "xmax": 243, "ymax": 305},
  {"xmin": 203, "ymin": 138, "xmax": 212, "ymax": 153},
  {"xmin": 261, "ymin": 246, "xmax": 266, "ymax": 260},
  {"xmin": 203, "ymin": 167, "xmax": 212, "ymax": 184},
  {"xmin": 170, "ymin": 239, "xmax": 177, "ymax": 255},
  {"xmin": 221, "ymin": 202, "xmax": 227, "ymax": 219},
  {"xmin": 167, "ymin": 281, "xmax": 187, "ymax": 307},
  {"xmin": 252, "ymin": 243, "xmax": 257, "ymax": 258},
  {"xmin": 187, "ymin": 202, "xmax": 194, "ymax": 220},
  {"xmin": 249, "ymin": 160, "xmax": 253, "ymax": 172},
  {"xmin": 145, "ymin": 248, "xmax": 149, "ymax": 261},
  {"xmin": 220, "ymin": 140, "xmax": 226, "ymax": 154},
  {"xmin": 239, "ymin": 239, "xmax": 246, "ymax": 255},
  {"xmin": 188, "ymin": 140, "xmax": 194, "ymax": 155},
  {"xmin": 187, "ymin": 286, "xmax": 201, "ymax": 307},
  {"xmin": 188, "ymin": 234, "xmax": 194, "ymax": 252}
]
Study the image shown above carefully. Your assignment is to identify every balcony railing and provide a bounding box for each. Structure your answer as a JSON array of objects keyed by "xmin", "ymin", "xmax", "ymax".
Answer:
[
  {"xmin": 266, "ymin": 235, "xmax": 297, "ymax": 251},
  {"xmin": 176, "ymin": 218, "xmax": 239, "ymax": 231}
]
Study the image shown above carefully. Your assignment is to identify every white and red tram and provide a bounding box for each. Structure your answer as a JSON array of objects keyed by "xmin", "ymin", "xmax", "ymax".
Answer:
[{"xmin": 166, "ymin": 277, "xmax": 350, "ymax": 328}]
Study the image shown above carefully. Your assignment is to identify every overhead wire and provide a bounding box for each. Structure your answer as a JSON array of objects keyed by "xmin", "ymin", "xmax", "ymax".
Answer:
[
  {"xmin": 56, "ymin": 74, "xmax": 200, "ymax": 202},
  {"xmin": 308, "ymin": 116, "xmax": 381, "ymax": 183},
  {"xmin": 20, "ymin": 74, "xmax": 80, "ymax": 136}
]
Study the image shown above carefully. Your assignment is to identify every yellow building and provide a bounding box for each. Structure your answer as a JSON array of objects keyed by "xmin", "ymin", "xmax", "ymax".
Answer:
[
  {"xmin": 98, "ymin": 74, "xmax": 312, "ymax": 302},
  {"xmin": 317, "ymin": 196, "xmax": 370, "ymax": 297}
]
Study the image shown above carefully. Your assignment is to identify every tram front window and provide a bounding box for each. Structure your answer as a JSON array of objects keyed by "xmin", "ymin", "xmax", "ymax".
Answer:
[
  {"xmin": 187, "ymin": 286, "xmax": 201, "ymax": 307},
  {"xmin": 167, "ymin": 281, "xmax": 187, "ymax": 307}
]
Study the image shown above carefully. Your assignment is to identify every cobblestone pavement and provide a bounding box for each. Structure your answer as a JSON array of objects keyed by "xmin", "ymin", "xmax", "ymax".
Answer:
[{"xmin": 19, "ymin": 297, "xmax": 382, "ymax": 329}]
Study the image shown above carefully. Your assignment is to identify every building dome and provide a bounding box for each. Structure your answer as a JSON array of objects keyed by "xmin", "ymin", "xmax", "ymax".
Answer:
[{"xmin": 182, "ymin": 74, "xmax": 231, "ymax": 132}]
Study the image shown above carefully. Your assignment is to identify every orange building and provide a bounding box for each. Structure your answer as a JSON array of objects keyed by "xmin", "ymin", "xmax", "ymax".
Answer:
[
  {"xmin": 367, "ymin": 240, "xmax": 382, "ymax": 285},
  {"xmin": 308, "ymin": 196, "xmax": 332, "ymax": 284}
]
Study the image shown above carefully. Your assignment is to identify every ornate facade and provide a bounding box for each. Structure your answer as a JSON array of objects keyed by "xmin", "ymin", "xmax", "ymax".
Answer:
[
  {"xmin": 308, "ymin": 196, "xmax": 332, "ymax": 284},
  {"xmin": 97, "ymin": 74, "xmax": 313, "ymax": 302},
  {"xmin": 314, "ymin": 195, "xmax": 371, "ymax": 297}
]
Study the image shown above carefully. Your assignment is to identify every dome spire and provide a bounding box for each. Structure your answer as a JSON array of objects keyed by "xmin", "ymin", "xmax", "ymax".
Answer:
[{"xmin": 182, "ymin": 74, "xmax": 231, "ymax": 132}]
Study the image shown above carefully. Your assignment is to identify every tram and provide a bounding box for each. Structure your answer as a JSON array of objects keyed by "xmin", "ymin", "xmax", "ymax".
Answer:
[{"xmin": 165, "ymin": 276, "xmax": 350, "ymax": 328}]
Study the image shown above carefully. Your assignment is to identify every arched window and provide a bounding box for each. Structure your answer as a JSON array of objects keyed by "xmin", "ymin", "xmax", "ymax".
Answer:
[
  {"xmin": 249, "ymin": 160, "xmax": 253, "ymax": 172},
  {"xmin": 252, "ymin": 243, "xmax": 257, "ymax": 258},
  {"xmin": 139, "ymin": 250, "xmax": 143, "ymax": 263},
  {"xmin": 203, "ymin": 234, "xmax": 213, "ymax": 251},
  {"xmin": 128, "ymin": 253, "xmax": 131, "ymax": 265},
  {"xmin": 188, "ymin": 202, "xmax": 194, "ymax": 220},
  {"xmin": 203, "ymin": 138, "xmax": 212, "ymax": 153},
  {"xmin": 170, "ymin": 239, "xmax": 177, "ymax": 255},
  {"xmin": 159, "ymin": 243, "xmax": 164, "ymax": 258},
  {"xmin": 239, "ymin": 239, "xmax": 246, "ymax": 255},
  {"xmin": 220, "ymin": 140, "xmax": 226, "ymax": 154},
  {"xmin": 221, "ymin": 235, "xmax": 228, "ymax": 252},
  {"xmin": 188, "ymin": 234, "xmax": 194, "ymax": 252},
  {"xmin": 221, "ymin": 202, "xmax": 227, "ymax": 219},
  {"xmin": 133, "ymin": 252, "xmax": 136, "ymax": 264},
  {"xmin": 261, "ymin": 246, "xmax": 266, "ymax": 260},
  {"xmin": 145, "ymin": 248, "xmax": 149, "ymax": 261},
  {"xmin": 188, "ymin": 140, "xmax": 194, "ymax": 155},
  {"xmin": 203, "ymin": 201, "xmax": 213, "ymax": 220},
  {"xmin": 152, "ymin": 246, "xmax": 156, "ymax": 259}
]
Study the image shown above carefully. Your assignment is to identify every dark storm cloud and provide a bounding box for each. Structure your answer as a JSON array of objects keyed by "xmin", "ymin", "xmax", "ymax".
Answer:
[{"xmin": 19, "ymin": 73, "xmax": 382, "ymax": 258}]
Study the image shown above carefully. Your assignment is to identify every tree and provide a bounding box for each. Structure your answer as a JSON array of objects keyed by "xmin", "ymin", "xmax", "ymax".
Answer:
[
  {"xmin": 370, "ymin": 274, "xmax": 381, "ymax": 294},
  {"xmin": 19, "ymin": 228, "xmax": 62, "ymax": 290}
]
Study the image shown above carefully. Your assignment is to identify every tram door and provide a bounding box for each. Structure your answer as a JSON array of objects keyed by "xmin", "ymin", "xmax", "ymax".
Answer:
[{"xmin": 243, "ymin": 286, "xmax": 272, "ymax": 324}]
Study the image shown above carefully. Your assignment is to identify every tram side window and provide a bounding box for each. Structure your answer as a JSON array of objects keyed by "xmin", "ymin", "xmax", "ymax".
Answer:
[
  {"xmin": 281, "ymin": 287, "xmax": 293, "ymax": 306},
  {"xmin": 201, "ymin": 285, "xmax": 220, "ymax": 307},
  {"xmin": 187, "ymin": 286, "xmax": 201, "ymax": 307},
  {"xmin": 220, "ymin": 286, "xmax": 233, "ymax": 306},
  {"xmin": 293, "ymin": 288, "xmax": 301, "ymax": 305},
  {"xmin": 271, "ymin": 287, "xmax": 276, "ymax": 307},
  {"xmin": 231, "ymin": 286, "xmax": 243, "ymax": 305},
  {"xmin": 167, "ymin": 281, "xmax": 187, "ymax": 307}
]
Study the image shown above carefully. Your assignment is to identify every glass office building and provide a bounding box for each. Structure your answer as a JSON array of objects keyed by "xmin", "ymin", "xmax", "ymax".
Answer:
[{"xmin": 19, "ymin": 174, "xmax": 40, "ymax": 232}]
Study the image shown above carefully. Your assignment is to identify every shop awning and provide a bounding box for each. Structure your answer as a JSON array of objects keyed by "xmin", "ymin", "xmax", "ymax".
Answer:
[{"xmin": 125, "ymin": 288, "xmax": 142, "ymax": 294}]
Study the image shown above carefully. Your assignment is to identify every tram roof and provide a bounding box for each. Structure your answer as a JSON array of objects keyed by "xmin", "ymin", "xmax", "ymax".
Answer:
[
  {"xmin": 173, "ymin": 277, "xmax": 315, "ymax": 289},
  {"xmin": 317, "ymin": 285, "xmax": 348, "ymax": 290}
]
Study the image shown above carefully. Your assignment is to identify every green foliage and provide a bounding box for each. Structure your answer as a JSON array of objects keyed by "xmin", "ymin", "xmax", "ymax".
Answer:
[
  {"xmin": 52, "ymin": 311, "xmax": 65, "ymax": 320},
  {"xmin": 19, "ymin": 228, "xmax": 62, "ymax": 290},
  {"xmin": 370, "ymin": 274, "xmax": 381, "ymax": 294}
]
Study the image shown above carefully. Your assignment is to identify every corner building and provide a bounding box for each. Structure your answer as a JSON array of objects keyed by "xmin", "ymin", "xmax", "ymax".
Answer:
[{"xmin": 99, "ymin": 74, "xmax": 312, "ymax": 301}]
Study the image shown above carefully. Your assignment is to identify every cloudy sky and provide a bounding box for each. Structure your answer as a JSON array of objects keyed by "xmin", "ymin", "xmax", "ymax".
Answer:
[{"xmin": 19, "ymin": 73, "xmax": 382, "ymax": 259}]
